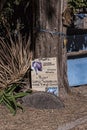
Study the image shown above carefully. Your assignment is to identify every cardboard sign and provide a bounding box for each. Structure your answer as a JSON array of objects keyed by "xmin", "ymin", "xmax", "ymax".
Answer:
[
  {"xmin": 84, "ymin": 17, "xmax": 87, "ymax": 29},
  {"xmin": 31, "ymin": 57, "xmax": 58, "ymax": 96}
]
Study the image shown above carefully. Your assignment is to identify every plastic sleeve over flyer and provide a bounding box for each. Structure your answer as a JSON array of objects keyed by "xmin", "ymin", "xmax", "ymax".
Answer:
[{"xmin": 31, "ymin": 57, "xmax": 59, "ymax": 96}]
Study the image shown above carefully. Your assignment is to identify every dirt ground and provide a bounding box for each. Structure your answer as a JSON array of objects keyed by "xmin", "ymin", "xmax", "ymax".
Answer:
[{"xmin": 0, "ymin": 86, "xmax": 87, "ymax": 130}]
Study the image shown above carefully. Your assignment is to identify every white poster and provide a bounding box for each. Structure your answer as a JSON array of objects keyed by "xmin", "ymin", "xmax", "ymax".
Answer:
[{"xmin": 31, "ymin": 57, "xmax": 58, "ymax": 96}]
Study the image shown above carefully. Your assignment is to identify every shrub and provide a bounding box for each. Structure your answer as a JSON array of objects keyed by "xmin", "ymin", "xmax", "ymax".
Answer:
[{"xmin": 0, "ymin": 30, "xmax": 32, "ymax": 114}]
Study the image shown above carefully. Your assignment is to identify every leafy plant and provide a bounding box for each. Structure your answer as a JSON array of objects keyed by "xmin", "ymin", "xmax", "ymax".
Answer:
[
  {"xmin": 0, "ymin": 0, "xmax": 31, "ymax": 37},
  {"xmin": 0, "ymin": 0, "xmax": 20, "ymax": 36},
  {"xmin": 0, "ymin": 28, "xmax": 32, "ymax": 114},
  {"xmin": 68, "ymin": 0, "xmax": 87, "ymax": 13},
  {"xmin": 0, "ymin": 84, "xmax": 32, "ymax": 115}
]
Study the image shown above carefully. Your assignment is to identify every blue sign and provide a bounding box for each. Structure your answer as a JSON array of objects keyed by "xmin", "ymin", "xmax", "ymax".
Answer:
[{"xmin": 67, "ymin": 57, "xmax": 87, "ymax": 86}]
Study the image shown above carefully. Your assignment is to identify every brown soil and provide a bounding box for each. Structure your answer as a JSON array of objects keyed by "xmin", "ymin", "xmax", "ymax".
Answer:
[{"xmin": 0, "ymin": 86, "xmax": 87, "ymax": 130}]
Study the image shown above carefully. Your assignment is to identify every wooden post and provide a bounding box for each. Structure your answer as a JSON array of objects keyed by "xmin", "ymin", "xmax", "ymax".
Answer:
[
  {"xmin": 33, "ymin": 0, "xmax": 60, "ymax": 58},
  {"xmin": 32, "ymin": 0, "xmax": 71, "ymax": 97},
  {"xmin": 59, "ymin": 0, "xmax": 71, "ymax": 97}
]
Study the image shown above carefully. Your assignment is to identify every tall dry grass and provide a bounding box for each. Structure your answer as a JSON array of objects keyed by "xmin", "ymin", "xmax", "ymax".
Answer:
[{"xmin": 0, "ymin": 32, "xmax": 32, "ymax": 90}]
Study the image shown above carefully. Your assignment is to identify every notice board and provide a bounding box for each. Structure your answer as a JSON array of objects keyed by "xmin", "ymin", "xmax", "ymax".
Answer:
[{"xmin": 31, "ymin": 57, "xmax": 58, "ymax": 96}]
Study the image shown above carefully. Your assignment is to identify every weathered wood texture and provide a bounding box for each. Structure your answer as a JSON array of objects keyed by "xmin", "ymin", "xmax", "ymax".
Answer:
[
  {"xmin": 32, "ymin": 0, "xmax": 71, "ymax": 97},
  {"xmin": 67, "ymin": 50, "xmax": 87, "ymax": 57},
  {"xmin": 33, "ymin": 0, "xmax": 60, "ymax": 58}
]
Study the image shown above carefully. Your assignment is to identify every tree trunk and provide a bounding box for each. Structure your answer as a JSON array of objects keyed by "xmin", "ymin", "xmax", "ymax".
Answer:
[{"xmin": 32, "ymin": 0, "xmax": 71, "ymax": 97}]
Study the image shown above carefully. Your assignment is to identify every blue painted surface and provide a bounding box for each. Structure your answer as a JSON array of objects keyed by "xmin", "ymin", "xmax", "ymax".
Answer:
[{"xmin": 67, "ymin": 57, "xmax": 87, "ymax": 86}]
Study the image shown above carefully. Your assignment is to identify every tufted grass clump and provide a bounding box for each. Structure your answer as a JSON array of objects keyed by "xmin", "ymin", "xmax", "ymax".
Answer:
[{"xmin": 0, "ymin": 31, "xmax": 32, "ymax": 114}]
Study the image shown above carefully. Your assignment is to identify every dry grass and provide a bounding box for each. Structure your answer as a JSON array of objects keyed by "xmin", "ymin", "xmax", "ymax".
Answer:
[
  {"xmin": 0, "ymin": 31, "xmax": 31, "ymax": 90},
  {"xmin": 0, "ymin": 86, "xmax": 87, "ymax": 130}
]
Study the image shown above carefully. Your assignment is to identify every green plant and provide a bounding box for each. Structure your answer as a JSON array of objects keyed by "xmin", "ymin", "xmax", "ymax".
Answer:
[
  {"xmin": 0, "ymin": 0, "xmax": 21, "ymax": 36},
  {"xmin": 0, "ymin": 84, "xmax": 32, "ymax": 115},
  {"xmin": 0, "ymin": 0, "xmax": 31, "ymax": 37},
  {"xmin": 68, "ymin": 0, "xmax": 87, "ymax": 13},
  {"xmin": 0, "ymin": 29, "xmax": 32, "ymax": 114}
]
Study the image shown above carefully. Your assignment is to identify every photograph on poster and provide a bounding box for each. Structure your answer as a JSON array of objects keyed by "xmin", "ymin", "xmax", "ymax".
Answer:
[
  {"xmin": 31, "ymin": 61, "xmax": 42, "ymax": 74},
  {"xmin": 31, "ymin": 57, "xmax": 59, "ymax": 96},
  {"xmin": 46, "ymin": 87, "xmax": 58, "ymax": 96}
]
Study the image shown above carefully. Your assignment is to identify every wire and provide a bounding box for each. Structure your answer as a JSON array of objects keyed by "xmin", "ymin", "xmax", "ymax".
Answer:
[
  {"xmin": 34, "ymin": 28, "xmax": 87, "ymax": 38},
  {"xmin": 34, "ymin": 28, "xmax": 66, "ymax": 37}
]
